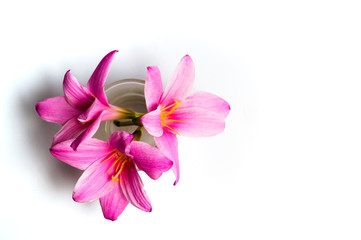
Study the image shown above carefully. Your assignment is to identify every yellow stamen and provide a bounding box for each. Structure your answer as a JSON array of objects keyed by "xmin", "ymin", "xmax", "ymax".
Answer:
[
  {"xmin": 160, "ymin": 99, "xmax": 185, "ymax": 135},
  {"xmin": 101, "ymin": 150, "xmax": 117, "ymax": 164},
  {"xmin": 101, "ymin": 150, "xmax": 129, "ymax": 182}
]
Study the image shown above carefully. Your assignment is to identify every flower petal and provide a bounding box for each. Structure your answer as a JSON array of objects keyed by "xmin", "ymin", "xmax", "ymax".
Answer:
[
  {"xmin": 35, "ymin": 96, "xmax": 82, "ymax": 125},
  {"xmin": 181, "ymin": 91, "xmax": 230, "ymax": 119},
  {"xmin": 109, "ymin": 131, "xmax": 134, "ymax": 156},
  {"xmin": 70, "ymin": 111, "xmax": 106, "ymax": 151},
  {"xmin": 130, "ymin": 141, "xmax": 173, "ymax": 180},
  {"xmin": 52, "ymin": 117, "xmax": 87, "ymax": 146},
  {"xmin": 141, "ymin": 107, "xmax": 163, "ymax": 137},
  {"xmin": 63, "ymin": 70, "xmax": 94, "ymax": 109},
  {"xmin": 154, "ymin": 131, "xmax": 179, "ymax": 185},
  {"xmin": 120, "ymin": 161, "xmax": 152, "ymax": 212},
  {"xmin": 145, "ymin": 66, "xmax": 163, "ymax": 112},
  {"xmin": 50, "ymin": 138, "xmax": 113, "ymax": 170},
  {"xmin": 87, "ymin": 50, "xmax": 117, "ymax": 106},
  {"xmin": 72, "ymin": 158, "xmax": 117, "ymax": 203},
  {"xmin": 100, "ymin": 183, "xmax": 129, "ymax": 221},
  {"xmin": 160, "ymin": 55, "xmax": 195, "ymax": 106},
  {"xmin": 168, "ymin": 107, "xmax": 225, "ymax": 137},
  {"xmin": 77, "ymin": 98, "xmax": 106, "ymax": 123}
]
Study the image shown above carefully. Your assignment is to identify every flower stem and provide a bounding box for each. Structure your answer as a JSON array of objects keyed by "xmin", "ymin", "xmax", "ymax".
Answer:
[
  {"xmin": 113, "ymin": 120, "xmax": 135, "ymax": 127},
  {"xmin": 132, "ymin": 127, "xmax": 143, "ymax": 141}
]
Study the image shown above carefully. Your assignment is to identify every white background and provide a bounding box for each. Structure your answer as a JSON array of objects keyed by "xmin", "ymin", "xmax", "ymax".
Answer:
[{"xmin": 1, "ymin": 0, "xmax": 361, "ymax": 239}]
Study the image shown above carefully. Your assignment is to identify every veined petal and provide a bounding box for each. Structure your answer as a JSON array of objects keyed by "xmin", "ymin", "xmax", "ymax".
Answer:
[
  {"xmin": 109, "ymin": 131, "xmax": 134, "ymax": 156},
  {"xmin": 87, "ymin": 50, "xmax": 118, "ymax": 106},
  {"xmin": 145, "ymin": 66, "xmax": 163, "ymax": 112},
  {"xmin": 63, "ymin": 70, "xmax": 94, "ymax": 109},
  {"xmin": 100, "ymin": 183, "xmax": 129, "ymax": 221},
  {"xmin": 181, "ymin": 91, "xmax": 230, "ymax": 119},
  {"xmin": 35, "ymin": 96, "xmax": 82, "ymax": 125},
  {"xmin": 160, "ymin": 55, "xmax": 195, "ymax": 106},
  {"xmin": 73, "ymin": 158, "xmax": 117, "ymax": 203},
  {"xmin": 154, "ymin": 131, "xmax": 179, "ymax": 185},
  {"xmin": 141, "ymin": 107, "xmax": 163, "ymax": 137},
  {"xmin": 130, "ymin": 141, "xmax": 173, "ymax": 180},
  {"xmin": 168, "ymin": 107, "xmax": 225, "ymax": 137},
  {"xmin": 52, "ymin": 117, "xmax": 87, "ymax": 146},
  {"xmin": 50, "ymin": 138, "xmax": 113, "ymax": 170},
  {"xmin": 70, "ymin": 111, "xmax": 106, "ymax": 151},
  {"xmin": 120, "ymin": 161, "xmax": 152, "ymax": 212}
]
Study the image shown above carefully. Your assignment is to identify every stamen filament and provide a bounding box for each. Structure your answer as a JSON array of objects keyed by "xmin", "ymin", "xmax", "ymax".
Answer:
[
  {"xmin": 101, "ymin": 151, "xmax": 117, "ymax": 163},
  {"xmin": 166, "ymin": 119, "xmax": 186, "ymax": 122},
  {"xmin": 106, "ymin": 160, "xmax": 119, "ymax": 174},
  {"xmin": 164, "ymin": 125, "xmax": 181, "ymax": 135}
]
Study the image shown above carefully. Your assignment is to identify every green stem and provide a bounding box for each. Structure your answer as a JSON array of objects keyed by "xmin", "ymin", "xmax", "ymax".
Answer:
[
  {"xmin": 113, "ymin": 120, "xmax": 135, "ymax": 127},
  {"xmin": 132, "ymin": 126, "xmax": 143, "ymax": 141}
]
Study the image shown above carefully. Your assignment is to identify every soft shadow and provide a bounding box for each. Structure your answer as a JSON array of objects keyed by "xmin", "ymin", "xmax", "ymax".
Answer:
[{"xmin": 20, "ymin": 72, "xmax": 82, "ymax": 193}]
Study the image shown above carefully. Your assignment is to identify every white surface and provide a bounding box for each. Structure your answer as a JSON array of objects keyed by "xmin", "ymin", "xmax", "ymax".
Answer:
[{"xmin": 1, "ymin": 0, "xmax": 361, "ymax": 239}]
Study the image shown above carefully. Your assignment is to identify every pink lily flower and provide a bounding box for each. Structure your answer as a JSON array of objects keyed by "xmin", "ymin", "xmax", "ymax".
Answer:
[
  {"xmin": 141, "ymin": 55, "xmax": 230, "ymax": 185},
  {"xmin": 50, "ymin": 131, "xmax": 172, "ymax": 221},
  {"xmin": 36, "ymin": 50, "xmax": 137, "ymax": 150}
]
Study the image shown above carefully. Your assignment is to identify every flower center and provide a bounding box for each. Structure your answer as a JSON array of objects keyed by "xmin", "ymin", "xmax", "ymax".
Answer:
[
  {"xmin": 160, "ymin": 100, "xmax": 185, "ymax": 135},
  {"xmin": 101, "ymin": 150, "xmax": 129, "ymax": 182}
]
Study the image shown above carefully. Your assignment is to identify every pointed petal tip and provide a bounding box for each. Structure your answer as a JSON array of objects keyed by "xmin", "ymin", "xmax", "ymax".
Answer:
[
  {"xmin": 183, "ymin": 54, "xmax": 192, "ymax": 61},
  {"xmin": 70, "ymin": 141, "xmax": 79, "ymax": 151}
]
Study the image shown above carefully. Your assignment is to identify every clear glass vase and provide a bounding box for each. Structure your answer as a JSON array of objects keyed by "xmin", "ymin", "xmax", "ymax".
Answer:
[{"xmin": 94, "ymin": 79, "xmax": 155, "ymax": 145}]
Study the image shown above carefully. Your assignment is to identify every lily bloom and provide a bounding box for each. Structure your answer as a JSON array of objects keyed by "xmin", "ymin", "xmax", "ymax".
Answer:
[
  {"xmin": 36, "ymin": 50, "xmax": 137, "ymax": 150},
  {"xmin": 141, "ymin": 55, "xmax": 230, "ymax": 185},
  {"xmin": 50, "ymin": 131, "xmax": 172, "ymax": 221}
]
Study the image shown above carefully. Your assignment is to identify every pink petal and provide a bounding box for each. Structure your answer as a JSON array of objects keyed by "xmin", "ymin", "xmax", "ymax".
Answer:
[
  {"xmin": 120, "ymin": 161, "xmax": 152, "ymax": 212},
  {"xmin": 52, "ymin": 117, "xmax": 87, "ymax": 146},
  {"xmin": 130, "ymin": 141, "xmax": 173, "ymax": 180},
  {"xmin": 160, "ymin": 55, "xmax": 195, "ymax": 106},
  {"xmin": 70, "ymin": 111, "xmax": 106, "ymax": 150},
  {"xmin": 141, "ymin": 107, "xmax": 163, "ymax": 137},
  {"xmin": 109, "ymin": 131, "xmax": 134, "ymax": 156},
  {"xmin": 35, "ymin": 96, "xmax": 82, "ymax": 125},
  {"xmin": 154, "ymin": 131, "xmax": 179, "ymax": 185},
  {"xmin": 63, "ymin": 70, "xmax": 94, "ymax": 109},
  {"xmin": 72, "ymin": 158, "xmax": 118, "ymax": 203},
  {"xmin": 50, "ymin": 138, "xmax": 113, "ymax": 170},
  {"xmin": 181, "ymin": 91, "xmax": 230, "ymax": 119},
  {"xmin": 145, "ymin": 66, "xmax": 163, "ymax": 112},
  {"xmin": 77, "ymin": 98, "xmax": 107, "ymax": 123},
  {"xmin": 168, "ymin": 107, "xmax": 225, "ymax": 137},
  {"xmin": 87, "ymin": 50, "xmax": 118, "ymax": 106},
  {"xmin": 100, "ymin": 183, "xmax": 129, "ymax": 221}
]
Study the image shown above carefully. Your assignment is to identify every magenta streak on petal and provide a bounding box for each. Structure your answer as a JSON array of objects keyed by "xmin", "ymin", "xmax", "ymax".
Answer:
[
  {"xmin": 160, "ymin": 55, "xmax": 195, "ymax": 107},
  {"xmin": 87, "ymin": 50, "xmax": 118, "ymax": 106},
  {"xmin": 180, "ymin": 91, "xmax": 231, "ymax": 119},
  {"xmin": 154, "ymin": 131, "xmax": 179, "ymax": 185},
  {"xmin": 100, "ymin": 183, "xmax": 129, "ymax": 221},
  {"xmin": 130, "ymin": 141, "xmax": 173, "ymax": 180},
  {"xmin": 35, "ymin": 96, "xmax": 83, "ymax": 125},
  {"xmin": 50, "ymin": 138, "xmax": 113, "ymax": 170},
  {"xmin": 120, "ymin": 161, "xmax": 152, "ymax": 212},
  {"xmin": 145, "ymin": 66, "xmax": 163, "ymax": 112},
  {"xmin": 63, "ymin": 70, "xmax": 94, "ymax": 109}
]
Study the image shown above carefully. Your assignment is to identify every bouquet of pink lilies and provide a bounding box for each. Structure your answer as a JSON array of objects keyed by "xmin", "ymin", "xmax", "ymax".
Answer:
[{"xmin": 35, "ymin": 51, "xmax": 230, "ymax": 221}]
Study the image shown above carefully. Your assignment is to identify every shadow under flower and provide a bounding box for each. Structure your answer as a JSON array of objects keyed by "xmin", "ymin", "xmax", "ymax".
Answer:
[{"xmin": 19, "ymin": 72, "xmax": 85, "ymax": 197}]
